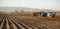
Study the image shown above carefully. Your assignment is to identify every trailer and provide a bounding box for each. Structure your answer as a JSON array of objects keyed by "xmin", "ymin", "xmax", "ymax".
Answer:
[{"xmin": 41, "ymin": 11, "xmax": 56, "ymax": 17}]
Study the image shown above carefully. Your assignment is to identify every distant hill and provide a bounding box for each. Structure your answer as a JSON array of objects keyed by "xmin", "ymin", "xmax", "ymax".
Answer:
[
  {"xmin": 0, "ymin": 7, "xmax": 40, "ymax": 12},
  {"xmin": 0, "ymin": 7, "xmax": 59, "ymax": 12}
]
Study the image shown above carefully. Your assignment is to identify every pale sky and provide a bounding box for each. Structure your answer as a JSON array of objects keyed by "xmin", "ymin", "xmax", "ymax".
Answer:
[{"xmin": 0, "ymin": 0, "xmax": 60, "ymax": 11}]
